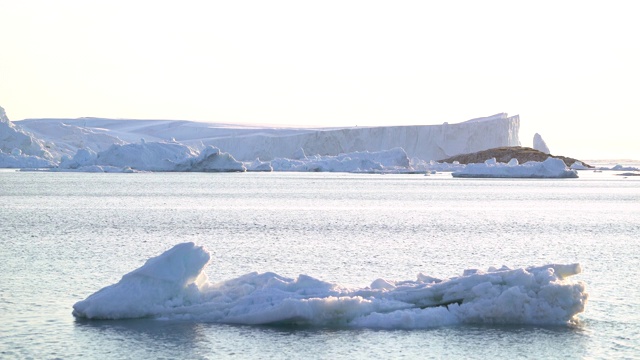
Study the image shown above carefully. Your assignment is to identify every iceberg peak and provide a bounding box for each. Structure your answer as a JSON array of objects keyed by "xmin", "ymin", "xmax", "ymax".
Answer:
[{"xmin": 533, "ymin": 133, "xmax": 550, "ymax": 154}]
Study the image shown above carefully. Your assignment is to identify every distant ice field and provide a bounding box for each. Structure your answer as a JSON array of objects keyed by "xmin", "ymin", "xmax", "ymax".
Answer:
[{"xmin": 1, "ymin": 171, "xmax": 639, "ymax": 359}]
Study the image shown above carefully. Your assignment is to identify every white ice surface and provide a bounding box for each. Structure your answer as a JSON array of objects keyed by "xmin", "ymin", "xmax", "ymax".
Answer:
[
  {"xmin": 570, "ymin": 161, "xmax": 590, "ymax": 170},
  {"xmin": 452, "ymin": 157, "xmax": 579, "ymax": 178},
  {"xmin": 597, "ymin": 164, "xmax": 640, "ymax": 171},
  {"xmin": 58, "ymin": 142, "xmax": 246, "ymax": 172},
  {"xmin": 0, "ymin": 106, "xmax": 54, "ymax": 166},
  {"xmin": 73, "ymin": 243, "xmax": 588, "ymax": 328},
  {"xmin": 533, "ymin": 133, "xmax": 551, "ymax": 154},
  {"xmin": 266, "ymin": 147, "xmax": 412, "ymax": 173},
  {"xmin": 14, "ymin": 112, "xmax": 520, "ymax": 165},
  {"xmin": 57, "ymin": 143, "xmax": 414, "ymax": 173},
  {"xmin": 0, "ymin": 151, "xmax": 56, "ymax": 168}
]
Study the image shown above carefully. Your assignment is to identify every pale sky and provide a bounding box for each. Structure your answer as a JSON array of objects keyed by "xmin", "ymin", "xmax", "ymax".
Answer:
[{"xmin": 1, "ymin": 0, "xmax": 638, "ymax": 160}]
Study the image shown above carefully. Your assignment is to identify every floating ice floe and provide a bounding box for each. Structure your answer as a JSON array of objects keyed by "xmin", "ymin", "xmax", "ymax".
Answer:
[
  {"xmin": 597, "ymin": 164, "xmax": 640, "ymax": 172},
  {"xmin": 452, "ymin": 157, "xmax": 578, "ymax": 178},
  {"xmin": 73, "ymin": 243, "xmax": 588, "ymax": 328}
]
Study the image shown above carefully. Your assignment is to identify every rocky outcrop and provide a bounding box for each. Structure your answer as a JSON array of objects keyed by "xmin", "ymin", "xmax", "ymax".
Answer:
[{"xmin": 439, "ymin": 146, "xmax": 591, "ymax": 168}]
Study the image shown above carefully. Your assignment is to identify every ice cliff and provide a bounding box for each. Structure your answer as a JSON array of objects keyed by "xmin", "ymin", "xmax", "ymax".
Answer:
[
  {"xmin": 0, "ymin": 106, "xmax": 56, "ymax": 167},
  {"xmin": 192, "ymin": 113, "xmax": 521, "ymax": 162},
  {"xmin": 16, "ymin": 112, "xmax": 520, "ymax": 162},
  {"xmin": 3, "ymin": 106, "xmax": 523, "ymax": 171}
]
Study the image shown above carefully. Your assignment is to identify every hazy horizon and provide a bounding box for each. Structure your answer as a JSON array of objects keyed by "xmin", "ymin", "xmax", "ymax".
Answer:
[{"xmin": 2, "ymin": 1, "xmax": 638, "ymax": 160}]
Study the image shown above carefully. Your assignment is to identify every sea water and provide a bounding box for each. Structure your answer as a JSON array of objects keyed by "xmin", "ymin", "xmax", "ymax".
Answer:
[{"xmin": 0, "ymin": 170, "xmax": 638, "ymax": 359}]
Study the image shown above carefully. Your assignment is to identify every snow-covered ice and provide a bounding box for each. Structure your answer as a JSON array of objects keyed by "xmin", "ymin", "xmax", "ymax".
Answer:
[
  {"xmin": 570, "ymin": 161, "xmax": 590, "ymax": 170},
  {"xmin": 0, "ymin": 150, "xmax": 56, "ymax": 168},
  {"xmin": 413, "ymin": 159, "xmax": 466, "ymax": 173},
  {"xmin": 0, "ymin": 106, "xmax": 55, "ymax": 168},
  {"xmin": 4, "ymin": 103, "xmax": 615, "ymax": 175},
  {"xmin": 597, "ymin": 164, "xmax": 640, "ymax": 172},
  {"xmin": 452, "ymin": 157, "xmax": 579, "ymax": 178},
  {"xmin": 18, "ymin": 113, "xmax": 520, "ymax": 162},
  {"xmin": 3, "ymin": 107, "xmax": 522, "ymax": 171},
  {"xmin": 58, "ymin": 142, "xmax": 245, "ymax": 172},
  {"xmin": 533, "ymin": 133, "xmax": 550, "ymax": 154},
  {"xmin": 73, "ymin": 243, "xmax": 588, "ymax": 327},
  {"xmin": 267, "ymin": 147, "xmax": 412, "ymax": 173}
]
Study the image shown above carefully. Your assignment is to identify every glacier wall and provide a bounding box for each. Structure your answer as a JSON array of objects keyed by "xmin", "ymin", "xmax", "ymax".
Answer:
[
  {"xmin": 12, "ymin": 110, "xmax": 520, "ymax": 165},
  {"xmin": 198, "ymin": 113, "xmax": 520, "ymax": 161}
]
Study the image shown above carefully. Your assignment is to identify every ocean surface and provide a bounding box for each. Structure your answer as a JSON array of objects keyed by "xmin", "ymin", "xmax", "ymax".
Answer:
[{"xmin": 1, "ymin": 170, "xmax": 639, "ymax": 359}]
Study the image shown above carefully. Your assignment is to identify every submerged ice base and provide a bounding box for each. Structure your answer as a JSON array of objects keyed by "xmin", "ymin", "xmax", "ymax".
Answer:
[{"xmin": 73, "ymin": 243, "xmax": 588, "ymax": 328}]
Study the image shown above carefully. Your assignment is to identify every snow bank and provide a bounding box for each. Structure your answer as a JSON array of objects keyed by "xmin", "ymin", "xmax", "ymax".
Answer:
[
  {"xmin": 452, "ymin": 157, "xmax": 578, "ymax": 178},
  {"xmin": 73, "ymin": 243, "xmax": 588, "ymax": 327}
]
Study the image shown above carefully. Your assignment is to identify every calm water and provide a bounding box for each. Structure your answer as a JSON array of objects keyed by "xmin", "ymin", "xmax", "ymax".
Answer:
[{"xmin": 1, "ymin": 170, "xmax": 639, "ymax": 359}]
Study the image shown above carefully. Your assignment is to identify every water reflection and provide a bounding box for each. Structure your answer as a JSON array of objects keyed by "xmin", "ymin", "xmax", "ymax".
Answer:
[
  {"xmin": 72, "ymin": 318, "xmax": 592, "ymax": 359},
  {"xmin": 73, "ymin": 318, "xmax": 211, "ymax": 359}
]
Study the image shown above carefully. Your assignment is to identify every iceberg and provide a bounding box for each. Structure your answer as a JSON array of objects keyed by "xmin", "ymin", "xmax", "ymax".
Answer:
[
  {"xmin": 533, "ymin": 133, "xmax": 550, "ymax": 154},
  {"xmin": 412, "ymin": 159, "xmax": 466, "ymax": 173},
  {"xmin": 73, "ymin": 243, "xmax": 588, "ymax": 328},
  {"xmin": 596, "ymin": 164, "xmax": 640, "ymax": 172},
  {"xmin": 0, "ymin": 150, "xmax": 57, "ymax": 168},
  {"xmin": 245, "ymin": 158, "xmax": 274, "ymax": 172},
  {"xmin": 570, "ymin": 161, "xmax": 590, "ymax": 170},
  {"xmin": 58, "ymin": 142, "xmax": 245, "ymax": 172},
  {"xmin": 191, "ymin": 113, "xmax": 521, "ymax": 162},
  {"xmin": 17, "ymin": 112, "xmax": 521, "ymax": 164},
  {"xmin": 174, "ymin": 146, "xmax": 246, "ymax": 172},
  {"xmin": 0, "ymin": 106, "xmax": 55, "ymax": 167},
  {"xmin": 452, "ymin": 157, "xmax": 579, "ymax": 178},
  {"xmin": 266, "ymin": 147, "xmax": 412, "ymax": 173}
]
